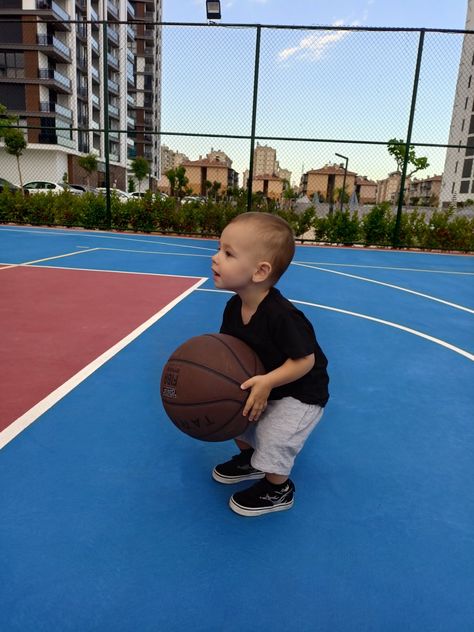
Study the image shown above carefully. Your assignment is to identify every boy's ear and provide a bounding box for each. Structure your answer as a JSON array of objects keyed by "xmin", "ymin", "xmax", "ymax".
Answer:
[{"xmin": 253, "ymin": 260, "xmax": 272, "ymax": 282}]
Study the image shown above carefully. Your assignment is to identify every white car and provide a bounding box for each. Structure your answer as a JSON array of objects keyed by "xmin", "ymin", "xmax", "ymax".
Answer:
[
  {"xmin": 130, "ymin": 191, "xmax": 169, "ymax": 200},
  {"xmin": 23, "ymin": 181, "xmax": 81, "ymax": 195},
  {"xmin": 96, "ymin": 187, "xmax": 131, "ymax": 202}
]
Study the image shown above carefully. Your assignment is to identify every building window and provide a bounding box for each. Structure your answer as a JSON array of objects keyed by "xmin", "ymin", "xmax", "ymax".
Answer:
[
  {"xmin": 455, "ymin": 161, "xmax": 458, "ymax": 173},
  {"xmin": 470, "ymin": 76, "xmax": 473, "ymax": 89},
  {"xmin": 0, "ymin": 51, "xmax": 24, "ymax": 78},
  {"xmin": 462, "ymin": 158, "xmax": 473, "ymax": 178},
  {"xmin": 460, "ymin": 180, "xmax": 470, "ymax": 193},
  {"xmin": 466, "ymin": 97, "xmax": 469, "ymax": 110},
  {"xmin": 462, "ymin": 118, "xmax": 465, "ymax": 132}
]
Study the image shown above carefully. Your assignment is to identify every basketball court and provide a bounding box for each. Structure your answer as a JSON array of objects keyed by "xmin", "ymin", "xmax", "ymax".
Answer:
[{"xmin": 1, "ymin": 225, "xmax": 473, "ymax": 631}]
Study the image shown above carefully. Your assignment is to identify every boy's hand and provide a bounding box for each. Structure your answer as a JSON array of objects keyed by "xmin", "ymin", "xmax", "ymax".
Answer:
[{"xmin": 240, "ymin": 375, "xmax": 272, "ymax": 422}]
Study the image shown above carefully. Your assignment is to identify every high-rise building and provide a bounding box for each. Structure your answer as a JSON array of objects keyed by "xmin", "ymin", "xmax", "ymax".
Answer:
[
  {"xmin": 440, "ymin": 0, "xmax": 474, "ymax": 206},
  {"xmin": 0, "ymin": 0, "xmax": 162, "ymax": 189}
]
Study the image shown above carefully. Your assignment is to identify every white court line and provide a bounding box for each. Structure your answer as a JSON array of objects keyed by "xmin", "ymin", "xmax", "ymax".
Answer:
[
  {"xmin": 23, "ymin": 263, "xmax": 205, "ymax": 279},
  {"xmin": 293, "ymin": 259, "xmax": 474, "ymax": 275},
  {"xmin": 198, "ymin": 288, "xmax": 474, "ymax": 361},
  {"xmin": 0, "ymin": 248, "xmax": 100, "ymax": 270},
  {"xmin": 99, "ymin": 247, "xmax": 211, "ymax": 258},
  {"xmin": 0, "ymin": 276, "xmax": 208, "ymax": 450},
  {"xmin": 293, "ymin": 262, "xmax": 474, "ymax": 315},
  {"xmin": 0, "ymin": 226, "xmax": 216, "ymax": 251}
]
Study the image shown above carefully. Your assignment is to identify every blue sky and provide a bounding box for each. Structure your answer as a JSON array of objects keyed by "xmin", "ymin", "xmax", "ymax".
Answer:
[
  {"xmin": 163, "ymin": 0, "xmax": 467, "ymax": 30},
  {"xmin": 160, "ymin": 1, "xmax": 469, "ymax": 185}
]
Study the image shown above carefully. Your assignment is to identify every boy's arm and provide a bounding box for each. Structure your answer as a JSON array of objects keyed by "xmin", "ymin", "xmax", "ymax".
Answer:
[{"xmin": 241, "ymin": 354, "xmax": 315, "ymax": 422}]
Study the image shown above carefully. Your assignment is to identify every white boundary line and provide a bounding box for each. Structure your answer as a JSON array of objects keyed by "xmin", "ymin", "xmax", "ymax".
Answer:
[
  {"xmin": 292, "ymin": 262, "xmax": 474, "ymax": 314},
  {"xmin": 198, "ymin": 288, "xmax": 474, "ymax": 361},
  {"xmin": 0, "ymin": 248, "xmax": 100, "ymax": 270},
  {"xmin": 0, "ymin": 276, "xmax": 207, "ymax": 450},
  {"xmin": 293, "ymin": 259, "xmax": 474, "ymax": 275}
]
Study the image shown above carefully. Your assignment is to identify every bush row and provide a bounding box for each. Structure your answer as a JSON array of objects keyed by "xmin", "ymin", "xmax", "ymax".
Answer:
[{"xmin": 0, "ymin": 191, "xmax": 472, "ymax": 251}]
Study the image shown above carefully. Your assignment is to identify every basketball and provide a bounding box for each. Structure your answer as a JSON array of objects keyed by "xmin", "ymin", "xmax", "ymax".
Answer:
[{"xmin": 160, "ymin": 333, "xmax": 265, "ymax": 442}]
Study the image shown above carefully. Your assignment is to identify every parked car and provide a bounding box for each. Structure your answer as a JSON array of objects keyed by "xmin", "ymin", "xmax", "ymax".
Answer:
[
  {"xmin": 23, "ymin": 181, "xmax": 81, "ymax": 195},
  {"xmin": 67, "ymin": 183, "xmax": 97, "ymax": 194},
  {"xmin": 0, "ymin": 178, "xmax": 25, "ymax": 194},
  {"xmin": 129, "ymin": 191, "xmax": 169, "ymax": 200},
  {"xmin": 96, "ymin": 187, "xmax": 131, "ymax": 202},
  {"xmin": 181, "ymin": 195, "xmax": 206, "ymax": 205}
]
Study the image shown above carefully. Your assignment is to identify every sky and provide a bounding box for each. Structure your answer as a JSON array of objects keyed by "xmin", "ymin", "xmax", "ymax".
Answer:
[{"xmin": 159, "ymin": 1, "xmax": 470, "ymax": 185}]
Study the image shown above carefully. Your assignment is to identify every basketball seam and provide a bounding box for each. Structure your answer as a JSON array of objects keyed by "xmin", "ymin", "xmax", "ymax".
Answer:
[
  {"xmin": 165, "ymin": 357, "xmax": 244, "ymax": 388},
  {"xmin": 163, "ymin": 398, "xmax": 244, "ymax": 407},
  {"xmin": 205, "ymin": 334, "xmax": 256, "ymax": 379}
]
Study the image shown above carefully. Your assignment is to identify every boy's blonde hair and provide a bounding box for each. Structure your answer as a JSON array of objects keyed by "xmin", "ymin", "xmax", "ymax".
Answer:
[{"xmin": 229, "ymin": 212, "xmax": 295, "ymax": 283}]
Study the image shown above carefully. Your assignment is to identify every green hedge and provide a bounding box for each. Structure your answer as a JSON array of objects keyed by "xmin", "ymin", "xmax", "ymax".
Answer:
[{"xmin": 1, "ymin": 191, "xmax": 473, "ymax": 251}]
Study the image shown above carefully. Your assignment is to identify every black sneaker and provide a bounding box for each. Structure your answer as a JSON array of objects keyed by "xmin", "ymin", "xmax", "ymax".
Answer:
[
  {"xmin": 229, "ymin": 479, "xmax": 295, "ymax": 517},
  {"xmin": 212, "ymin": 450, "xmax": 265, "ymax": 484}
]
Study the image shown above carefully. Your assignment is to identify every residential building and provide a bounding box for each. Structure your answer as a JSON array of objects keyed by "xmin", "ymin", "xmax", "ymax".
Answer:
[
  {"xmin": 408, "ymin": 175, "xmax": 442, "ymax": 206},
  {"xmin": 355, "ymin": 176, "xmax": 377, "ymax": 204},
  {"xmin": 376, "ymin": 171, "xmax": 411, "ymax": 204},
  {"xmin": 160, "ymin": 145, "xmax": 189, "ymax": 172},
  {"xmin": 252, "ymin": 174, "xmax": 285, "ymax": 200},
  {"xmin": 0, "ymin": 0, "xmax": 162, "ymax": 189},
  {"xmin": 177, "ymin": 157, "xmax": 238, "ymax": 196},
  {"xmin": 440, "ymin": 0, "xmax": 474, "ymax": 206},
  {"xmin": 300, "ymin": 164, "xmax": 357, "ymax": 202},
  {"xmin": 254, "ymin": 142, "xmax": 276, "ymax": 176}
]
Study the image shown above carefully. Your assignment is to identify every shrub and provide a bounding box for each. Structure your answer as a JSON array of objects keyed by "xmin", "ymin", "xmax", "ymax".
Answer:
[{"xmin": 362, "ymin": 202, "xmax": 392, "ymax": 245}]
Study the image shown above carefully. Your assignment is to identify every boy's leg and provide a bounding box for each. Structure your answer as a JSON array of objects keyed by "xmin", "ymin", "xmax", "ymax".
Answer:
[
  {"xmin": 229, "ymin": 398, "xmax": 324, "ymax": 516},
  {"xmin": 212, "ymin": 425, "xmax": 265, "ymax": 484}
]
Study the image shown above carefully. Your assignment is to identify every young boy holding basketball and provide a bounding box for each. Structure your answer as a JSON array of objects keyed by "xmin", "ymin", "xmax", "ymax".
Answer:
[{"xmin": 211, "ymin": 212, "xmax": 329, "ymax": 516}]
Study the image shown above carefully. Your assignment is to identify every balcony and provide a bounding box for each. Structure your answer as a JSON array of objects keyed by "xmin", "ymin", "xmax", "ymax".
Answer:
[
  {"xmin": 91, "ymin": 38, "xmax": 100, "ymax": 56},
  {"xmin": 91, "ymin": 93, "xmax": 100, "ymax": 108},
  {"xmin": 127, "ymin": 25, "xmax": 135, "ymax": 40},
  {"xmin": 91, "ymin": 66, "xmax": 100, "ymax": 83},
  {"xmin": 109, "ymin": 104, "xmax": 120, "ymax": 118},
  {"xmin": 127, "ymin": 1, "xmax": 136, "ymax": 18},
  {"xmin": 107, "ymin": 29, "xmax": 119, "ymax": 46},
  {"xmin": 107, "ymin": 53, "xmax": 119, "ymax": 70},
  {"xmin": 39, "ymin": 101, "xmax": 72, "ymax": 119},
  {"xmin": 107, "ymin": 1, "xmax": 120, "ymax": 20},
  {"xmin": 77, "ymin": 86, "xmax": 88, "ymax": 99},
  {"xmin": 35, "ymin": 0, "xmax": 71, "ymax": 30},
  {"xmin": 108, "ymin": 78, "xmax": 119, "ymax": 94},
  {"xmin": 38, "ymin": 68, "xmax": 72, "ymax": 93},
  {"xmin": 37, "ymin": 34, "xmax": 71, "ymax": 62}
]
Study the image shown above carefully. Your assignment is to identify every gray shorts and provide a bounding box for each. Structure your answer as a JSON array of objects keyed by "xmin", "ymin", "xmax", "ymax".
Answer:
[{"xmin": 237, "ymin": 396, "xmax": 324, "ymax": 476}]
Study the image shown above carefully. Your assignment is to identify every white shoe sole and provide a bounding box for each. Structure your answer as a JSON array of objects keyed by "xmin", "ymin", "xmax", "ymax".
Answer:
[
  {"xmin": 212, "ymin": 469, "xmax": 265, "ymax": 484},
  {"xmin": 229, "ymin": 497, "xmax": 294, "ymax": 516}
]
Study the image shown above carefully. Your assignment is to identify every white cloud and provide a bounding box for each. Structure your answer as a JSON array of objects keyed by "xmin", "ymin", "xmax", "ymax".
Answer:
[{"xmin": 278, "ymin": 20, "xmax": 361, "ymax": 62}]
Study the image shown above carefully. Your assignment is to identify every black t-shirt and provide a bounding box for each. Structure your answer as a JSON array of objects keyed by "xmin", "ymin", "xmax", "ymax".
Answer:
[{"xmin": 220, "ymin": 288, "xmax": 329, "ymax": 406}]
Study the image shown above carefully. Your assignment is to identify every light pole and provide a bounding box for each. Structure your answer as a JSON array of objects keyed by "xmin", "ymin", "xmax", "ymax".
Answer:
[{"xmin": 335, "ymin": 152, "xmax": 348, "ymax": 212}]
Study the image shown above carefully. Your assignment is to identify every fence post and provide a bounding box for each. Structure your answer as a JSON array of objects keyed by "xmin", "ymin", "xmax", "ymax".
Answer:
[
  {"xmin": 247, "ymin": 25, "xmax": 261, "ymax": 212},
  {"xmin": 102, "ymin": 19, "xmax": 111, "ymax": 228},
  {"xmin": 393, "ymin": 28, "xmax": 425, "ymax": 248}
]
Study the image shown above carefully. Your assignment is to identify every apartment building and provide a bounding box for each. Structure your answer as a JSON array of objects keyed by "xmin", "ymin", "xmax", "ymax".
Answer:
[
  {"xmin": 0, "ymin": 0, "xmax": 162, "ymax": 189},
  {"xmin": 179, "ymin": 156, "xmax": 238, "ymax": 196},
  {"xmin": 375, "ymin": 171, "xmax": 410, "ymax": 204},
  {"xmin": 408, "ymin": 175, "xmax": 442, "ymax": 206},
  {"xmin": 441, "ymin": 0, "xmax": 474, "ymax": 206},
  {"xmin": 300, "ymin": 164, "xmax": 357, "ymax": 202},
  {"xmin": 355, "ymin": 176, "xmax": 377, "ymax": 204}
]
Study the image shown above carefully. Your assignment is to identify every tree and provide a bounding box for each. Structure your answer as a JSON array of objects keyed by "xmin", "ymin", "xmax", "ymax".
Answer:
[
  {"xmin": 0, "ymin": 103, "xmax": 18, "ymax": 137},
  {"xmin": 387, "ymin": 138, "xmax": 429, "ymax": 178},
  {"xmin": 131, "ymin": 156, "xmax": 149, "ymax": 193},
  {"xmin": 78, "ymin": 153, "xmax": 98, "ymax": 188},
  {"xmin": 165, "ymin": 165, "xmax": 189, "ymax": 199},
  {"xmin": 387, "ymin": 138, "xmax": 429, "ymax": 206},
  {"xmin": 3, "ymin": 127, "xmax": 27, "ymax": 189}
]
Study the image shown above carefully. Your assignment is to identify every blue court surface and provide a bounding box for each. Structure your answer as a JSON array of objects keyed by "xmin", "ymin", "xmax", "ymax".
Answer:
[{"xmin": 0, "ymin": 225, "xmax": 473, "ymax": 632}]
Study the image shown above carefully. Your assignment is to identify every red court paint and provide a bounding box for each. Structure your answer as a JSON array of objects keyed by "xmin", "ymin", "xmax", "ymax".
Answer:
[{"xmin": 0, "ymin": 266, "xmax": 200, "ymax": 433}]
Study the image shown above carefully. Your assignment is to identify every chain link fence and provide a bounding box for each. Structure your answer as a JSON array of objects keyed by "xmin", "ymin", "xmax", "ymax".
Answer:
[{"xmin": 0, "ymin": 17, "xmax": 472, "ymax": 246}]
